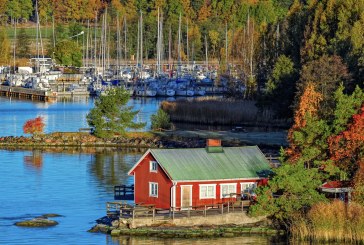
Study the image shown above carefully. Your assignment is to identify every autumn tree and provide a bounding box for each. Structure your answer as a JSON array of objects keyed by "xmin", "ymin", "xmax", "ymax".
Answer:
[
  {"xmin": 299, "ymin": 55, "xmax": 350, "ymax": 118},
  {"xmin": 329, "ymin": 103, "xmax": 364, "ymax": 202},
  {"xmin": 286, "ymin": 82, "xmax": 329, "ymax": 167},
  {"xmin": 208, "ymin": 30, "xmax": 219, "ymax": 58},
  {"xmin": 23, "ymin": 117, "xmax": 45, "ymax": 136}
]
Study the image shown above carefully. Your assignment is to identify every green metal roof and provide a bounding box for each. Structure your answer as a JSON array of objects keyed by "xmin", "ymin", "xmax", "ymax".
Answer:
[{"xmin": 149, "ymin": 146, "xmax": 271, "ymax": 181}]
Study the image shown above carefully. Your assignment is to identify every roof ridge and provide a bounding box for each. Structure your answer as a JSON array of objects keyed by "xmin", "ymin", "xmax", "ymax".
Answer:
[{"xmin": 150, "ymin": 145, "xmax": 258, "ymax": 151}]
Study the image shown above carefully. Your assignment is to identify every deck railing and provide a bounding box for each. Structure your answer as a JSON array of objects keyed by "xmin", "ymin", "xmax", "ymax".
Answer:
[{"xmin": 106, "ymin": 200, "xmax": 252, "ymax": 221}]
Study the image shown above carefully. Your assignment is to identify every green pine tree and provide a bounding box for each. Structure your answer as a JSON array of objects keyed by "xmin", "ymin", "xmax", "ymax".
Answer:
[{"xmin": 86, "ymin": 88, "xmax": 146, "ymax": 139}]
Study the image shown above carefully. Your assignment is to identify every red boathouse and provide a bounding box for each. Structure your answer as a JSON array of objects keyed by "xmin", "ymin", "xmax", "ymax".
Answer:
[{"xmin": 128, "ymin": 140, "xmax": 271, "ymax": 210}]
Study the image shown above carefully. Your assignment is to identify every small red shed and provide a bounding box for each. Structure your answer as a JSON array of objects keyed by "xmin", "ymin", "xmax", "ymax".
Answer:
[{"xmin": 128, "ymin": 140, "xmax": 271, "ymax": 210}]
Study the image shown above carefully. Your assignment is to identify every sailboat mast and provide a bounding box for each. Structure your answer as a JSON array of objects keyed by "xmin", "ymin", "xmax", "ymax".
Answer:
[
  {"xmin": 140, "ymin": 11, "xmax": 143, "ymax": 78},
  {"xmin": 35, "ymin": 1, "xmax": 39, "ymax": 73},
  {"xmin": 225, "ymin": 23, "xmax": 228, "ymax": 71},
  {"xmin": 205, "ymin": 35, "xmax": 208, "ymax": 70},
  {"xmin": 86, "ymin": 19, "xmax": 90, "ymax": 68},
  {"xmin": 177, "ymin": 13, "xmax": 181, "ymax": 77},
  {"xmin": 168, "ymin": 25, "xmax": 171, "ymax": 78},
  {"xmin": 94, "ymin": 12, "xmax": 97, "ymax": 74},
  {"xmin": 157, "ymin": 8, "xmax": 160, "ymax": 75},
  {"xmin": 13, "ymin": 18, "xmax": 16, "ymax": 74},
  {"xmin": 124, "ymin": 16, "xmax": 127, "ymax": 66},
  {"xmin": 186, "ymin": 19, "xmax": 189, "ymax": 71}
]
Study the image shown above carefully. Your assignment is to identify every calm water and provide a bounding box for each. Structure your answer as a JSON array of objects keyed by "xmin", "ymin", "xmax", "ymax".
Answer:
[
  {"xmin": 0, "ymin": 97, "xmax": 283, "ymax": 244},
  {"xmin": 0, "ymin": 148, "xmax": 283, "ymax": 245},
  {"xmin": 0, "ymin": 96, "xmax": 168, "ymax": 137}
]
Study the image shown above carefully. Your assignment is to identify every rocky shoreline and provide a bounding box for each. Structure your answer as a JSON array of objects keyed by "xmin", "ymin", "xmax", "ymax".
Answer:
[
  {"xmin": 0, "ymin": 131, "xmax": 281, "ymax": 154},
  {"xmin": 89, "ymin": 223, "xmax": 285, "ymax": 239}
]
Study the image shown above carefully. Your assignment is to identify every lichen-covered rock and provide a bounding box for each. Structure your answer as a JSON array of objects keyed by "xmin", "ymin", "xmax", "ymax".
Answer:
[
  {"xmin": 110, "ymin": 229, "xmax": 121, "ymax": 236},
  {"xmin": 111, "ymin": 220, "xmax": 119, "ymax": 228},
  {"xmin": 14, "ymin": 218, "xmax": 58, "ymax": 227},
  {"xmin": 88, "ymin": 224, "xmax": 111, "ymax": 233}
]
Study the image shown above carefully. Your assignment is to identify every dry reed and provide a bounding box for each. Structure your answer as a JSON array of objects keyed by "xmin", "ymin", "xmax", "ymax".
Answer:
[
  {"xmin": 161, "ymin": 98, "xmax": 287, "ymax": 127},
  {"xmin": 290, "ymin": 200, "xmax": 364, "ymax": 243}
]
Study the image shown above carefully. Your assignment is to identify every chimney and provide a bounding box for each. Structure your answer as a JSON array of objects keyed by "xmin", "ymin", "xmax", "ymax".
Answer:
[{"xmin": 206, "ymin": 139, "xmax": 223, "ymax": 153}]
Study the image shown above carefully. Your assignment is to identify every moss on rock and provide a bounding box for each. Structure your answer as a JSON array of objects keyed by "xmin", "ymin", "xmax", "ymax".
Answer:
[{"xmin": 14, "ymin": 218, "xmax": 58, "ymax": 227}]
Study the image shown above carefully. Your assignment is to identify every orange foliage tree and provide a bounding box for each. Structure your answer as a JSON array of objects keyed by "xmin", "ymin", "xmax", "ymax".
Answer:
[
  {"xmin": 328, "ymin": 105, "xmax": 364, "ymax": 173},
  {"xmin": 23, "ymin": 117, "xmax": 45, "ymax": 136},
  {"xmin": 286, "ymin": 82, "xmax": 323, "ymax": 161},
  {"xmin": 328, "ymin": 104, "xmax": 364, "ymax": 203}
]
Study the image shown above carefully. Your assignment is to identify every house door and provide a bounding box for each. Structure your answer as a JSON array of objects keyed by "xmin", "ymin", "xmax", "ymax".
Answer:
[{"xmin": 181, "ymin": 185, "xmax": 192, "ymax": 210}]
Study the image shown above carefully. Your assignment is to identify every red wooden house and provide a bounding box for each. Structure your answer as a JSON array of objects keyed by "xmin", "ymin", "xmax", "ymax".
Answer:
[{"xmin": 128, "ymin": 140, "xmax": 271, "ymax": 210}]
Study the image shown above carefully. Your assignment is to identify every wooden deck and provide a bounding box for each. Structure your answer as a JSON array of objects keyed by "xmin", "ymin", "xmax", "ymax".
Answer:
[{"xmin": 106, "ymin": 200, "xmax": 252, "ymax": 221}]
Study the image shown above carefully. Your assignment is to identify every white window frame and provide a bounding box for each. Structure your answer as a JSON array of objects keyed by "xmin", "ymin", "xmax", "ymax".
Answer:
[
  {"xmin": 149, "ymin": 182, "xmax": 158, "ymax": 197},
  {"xmin": 149, "ymin": 161, "xmax": 158, "ymax": 172},
  {"xmin": 241, "ymin": 182, "xmax": 257, "ymax": 193},
  {"xmin": 220, "ymin": 183, "xmax": 237, "ymax": 198},
  {"xmin": 199, "ymin": 184, "xmax": 216, "ymax": 199}
]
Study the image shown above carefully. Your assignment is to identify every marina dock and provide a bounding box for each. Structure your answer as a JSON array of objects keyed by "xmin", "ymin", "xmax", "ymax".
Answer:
[{"xmin": 0, "ymin": 85, "xmax": 57, "ymax": 101}]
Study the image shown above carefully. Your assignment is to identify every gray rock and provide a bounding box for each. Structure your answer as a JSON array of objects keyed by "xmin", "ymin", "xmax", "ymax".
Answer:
[
  {"xmin": 111, "ymin": 220, "xmax": 119, "ymax": 228},
  {"xmin": 15, "ymin": 218, "xmax": 58, "ymax": 227}
]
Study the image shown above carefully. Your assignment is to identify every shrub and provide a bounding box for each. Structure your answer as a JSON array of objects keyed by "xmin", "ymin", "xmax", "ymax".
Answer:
[{"xmin": 151, "ymin": 109, "xmax": 172, "ymax": 131}]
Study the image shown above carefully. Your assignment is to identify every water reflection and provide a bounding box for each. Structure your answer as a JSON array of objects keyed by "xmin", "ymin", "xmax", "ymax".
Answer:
[
  {"xmin": 108, "ymin": 235, "xmax": 285, "ymax": 245},
  {"xmin": 23, "ymin": 150, "xmax": 43, "ymax": 170},
  {"xmin": 89, "ymin": 148, "xmax": 143, "ymax": 193}
]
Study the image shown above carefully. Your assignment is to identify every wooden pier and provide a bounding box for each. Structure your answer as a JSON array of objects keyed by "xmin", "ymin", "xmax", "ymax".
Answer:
[{"xmin": 0, "ymin": 85, "xmax": 57, "ymax": 102}]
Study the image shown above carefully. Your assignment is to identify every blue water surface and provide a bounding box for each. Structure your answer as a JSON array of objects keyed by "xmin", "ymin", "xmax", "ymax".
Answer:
[{"xmin": 0, "ymin": 96, "xmax": 165, "ymax": 137}]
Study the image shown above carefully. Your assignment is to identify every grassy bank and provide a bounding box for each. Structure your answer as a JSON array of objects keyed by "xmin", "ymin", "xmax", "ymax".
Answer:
[
  {"xmin": 291, "ymin": 201, "xmax": 364, "ymax": 243},
  {"xmin": 161, "ymin": 98, "xmax": 289, "ymax": 127}
]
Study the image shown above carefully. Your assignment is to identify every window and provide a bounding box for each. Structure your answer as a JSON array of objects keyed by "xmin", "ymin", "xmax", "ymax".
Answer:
[
  {"xmin": 241, "ymin": 182, "xmax": 257, "ymax": 193},
  {"xmin": 199, "ymin": 184, "xmax": 216, "ymax": 199},
  {"xmin": 150, "ymin": 161, "xmax": 157, "ymax": 172},
  {"xmin": 149, "ymin": 182, "xmax": 158, "ymax": 197},
  {"xmin": 220, "ymin": 183, "xmax": 237, "ymax": 198}
]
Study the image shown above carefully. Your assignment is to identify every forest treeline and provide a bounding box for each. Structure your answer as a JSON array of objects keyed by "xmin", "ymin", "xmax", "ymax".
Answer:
[{"xmin": 0, "ymin": 0, "xmax": 363, "ymax": 117}]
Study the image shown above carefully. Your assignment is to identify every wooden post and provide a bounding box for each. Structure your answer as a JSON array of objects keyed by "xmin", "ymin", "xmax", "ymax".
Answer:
[
  {"xmin": 221, "ymin": 204, "xmax": 224, "ymax": 215},
  {"xmin": 241, "ymin": 201, "xmax": 244, "ymax": 213},
  {"xmin": 132, "ymin": 209, "xmax": 135, "ymax": 220},
  {"xmin": 227, "ymin": 202, "xmax": 230, "ymax": 213},
  {"xmin": 204, "ymin": 205, "xmax": 206, "ymax": 217},
  {"xmin": 152, "ymin": 208, "xmax": 155, "ymax": 221},
  {"xmin": 187, "ymin": 208, "xmax": 190, "ymax": 218}
]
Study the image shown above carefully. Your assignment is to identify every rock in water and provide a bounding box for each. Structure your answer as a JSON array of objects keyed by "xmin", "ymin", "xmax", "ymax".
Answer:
[
  {"xmin": 40, "ymin": 214, "xmax": 63, "ymax": 218},
  {"xmin": 15, "ymin": 218, "xmax": 58, "ymax": 227}
]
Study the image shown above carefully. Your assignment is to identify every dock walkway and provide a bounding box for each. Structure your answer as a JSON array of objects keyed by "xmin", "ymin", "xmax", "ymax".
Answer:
[{"xmin": 0, "ymin": 85, "xmax": 57, "ymax": 101}]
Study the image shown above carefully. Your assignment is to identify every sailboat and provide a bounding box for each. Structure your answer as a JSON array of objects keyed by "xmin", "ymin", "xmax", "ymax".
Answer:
[{"xmin": 134, "ymin": 11, "xmax": 156, "ymax": 97}]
